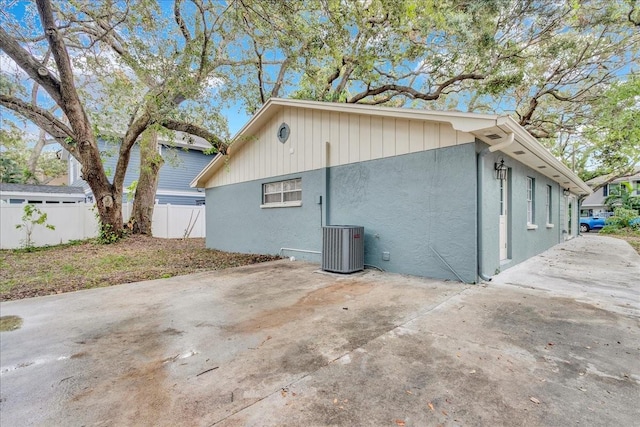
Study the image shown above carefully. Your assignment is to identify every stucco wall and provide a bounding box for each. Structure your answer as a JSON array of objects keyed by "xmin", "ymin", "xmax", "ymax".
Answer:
[
  {"xmin": 479, "ymin": 148, "xmax": 564, "ymax": 275},
  {"xmin": 205, "ymin": 143, "xmax": 478, "ymax": 282},
  {"xmin": 328, "ymin": 144, "xmax": 478, "ymax": 282},
  {"xmin": 205, "ymin": 169, "xmax": 325, "ymax": 260}
]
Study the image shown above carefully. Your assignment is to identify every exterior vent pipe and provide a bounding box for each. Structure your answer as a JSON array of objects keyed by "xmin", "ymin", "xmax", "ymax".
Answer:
[{"xmin": 477, "ymin": 132, "xmax": 514, "ymax": 282}]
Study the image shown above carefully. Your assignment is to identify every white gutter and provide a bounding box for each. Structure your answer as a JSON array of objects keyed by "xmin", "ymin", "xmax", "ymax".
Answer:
[{"xmin": 498, "ymin": 117, "xmax": 591, "ymax": 195}]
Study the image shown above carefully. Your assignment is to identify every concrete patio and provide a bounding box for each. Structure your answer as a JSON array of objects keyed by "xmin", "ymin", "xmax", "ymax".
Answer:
[{"xmin": 1, "ymin": 234, "xmax": 638, "ymax": 426}]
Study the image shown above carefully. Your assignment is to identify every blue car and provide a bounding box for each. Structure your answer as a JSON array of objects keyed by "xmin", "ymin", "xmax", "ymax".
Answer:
[
  {"xmin": 580, "ymin": 214, "xmax": 640, "ymax": 232},
  {"xmin": 579, "ymin": 216, "xmax": 606, "ymax": 233}
]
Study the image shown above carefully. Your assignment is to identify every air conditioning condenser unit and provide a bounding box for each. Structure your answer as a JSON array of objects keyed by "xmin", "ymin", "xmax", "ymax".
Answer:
[{"xmin": 322, "ymin": 225, "xmax": 364, "ymax": 273}]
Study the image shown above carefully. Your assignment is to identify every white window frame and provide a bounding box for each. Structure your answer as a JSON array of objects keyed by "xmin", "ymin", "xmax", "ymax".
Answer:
[
  {"xmin": 546, "ymin": 185, "xmax": 554, "ymax": 228},
  {"xmin": 527, "ymin": 177, "xmax": 537, "ymax": 229},
  {"xmin": 261, "ymin": 178, "xmax": 302, "ymax": 208}
]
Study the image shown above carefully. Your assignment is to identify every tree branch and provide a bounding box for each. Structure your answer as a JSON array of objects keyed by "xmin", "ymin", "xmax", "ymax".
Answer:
[
  {"xmin": 324, "ymin": 58, "xmax": 346, "ymax": 96},
  {"xmin": 251, "ymin": 37, "xmax": 266, "ymax": 104},
  {"xmin": 174, "ymin": 0, "xmax": 192, "ymax": 42},
  {"xmin": 347, "ymin": 73, "xmax": 485, "ymax": 104},
  {"xmin": 0, "ymin": 26, "xmax": 63, "ymax": 106},
  {"xmin": 112, "ymin": 111, "xmax": 152, "ymax": 193},
  {"xmin": 629, "ymin": 3, "xmax": 639, "ymax": 26},
  {"xmin": 161, "ymin": 119, "xmax": 227, "ymax": 154},
  {"xmin": 271, "ymin": 56, "xmax": 291, "ymax": 98},
  {"xmin": 0, "ymin": 94, "xmax": 73, "ymax": 143},
  {"xmin": 35, "ymin": 0, "xmax": 91, "ymax": 135},
  {"xmin": 335, "ymin": 59, "xmax": 355, "ymax": 95}
]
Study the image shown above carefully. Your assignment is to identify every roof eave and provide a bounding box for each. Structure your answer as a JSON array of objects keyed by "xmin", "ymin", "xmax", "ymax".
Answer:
[
  {"xmin": 191, "ymin": 99, "xmax": 591, "ymax": 196},
  {"xmin": 497, "ymin": 117, "xmax": 591, "ymax": 196}
]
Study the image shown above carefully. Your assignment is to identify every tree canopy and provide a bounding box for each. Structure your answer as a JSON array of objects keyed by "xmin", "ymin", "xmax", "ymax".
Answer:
[
  {"xmin": 1, "ymin": 0, "xmax": 638, "ymax": 238},
  {"xmin": 1, "ymin": 0, "xmax": 230, "ymax": 237},
  {"xmin": 0, "ymin": 123, "xmax": 66, "ymax": 184}
]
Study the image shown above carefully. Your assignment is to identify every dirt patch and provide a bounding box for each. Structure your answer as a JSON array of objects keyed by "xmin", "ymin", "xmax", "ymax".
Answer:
[
  {"xmin": 228, "ymin": 281, "xmax": 374, "ymax": 333},
  {"xmin": 0, "ymin": 315, "xmax": 22, "ymax": 331},
  {"xmin": 0, "ymin": 236, "xmax": 279, "ymax": 301}
]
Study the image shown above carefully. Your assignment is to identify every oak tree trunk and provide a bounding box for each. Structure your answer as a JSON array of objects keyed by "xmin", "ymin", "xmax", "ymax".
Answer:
[{"xmin": 130, "ymin": 130, "xmax": 163, "ymax": 235}]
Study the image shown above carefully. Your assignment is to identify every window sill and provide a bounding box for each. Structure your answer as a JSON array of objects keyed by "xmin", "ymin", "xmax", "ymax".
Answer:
[
  {"xmin": 546, "ymin": 223, "xmax": 555, "ymax": 229},
  {"xmin": 527, "ymin": 224, "xmax": 538, "ymax": 230},
  {"xmin": 260, "ymin": 201, "xmax": 302, "ymax": 209}
]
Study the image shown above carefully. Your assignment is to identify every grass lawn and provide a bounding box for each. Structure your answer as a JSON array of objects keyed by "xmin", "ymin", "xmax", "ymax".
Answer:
[{"xmin": 0, "ymin": 236, "xmax": 279, "ymax": 301}]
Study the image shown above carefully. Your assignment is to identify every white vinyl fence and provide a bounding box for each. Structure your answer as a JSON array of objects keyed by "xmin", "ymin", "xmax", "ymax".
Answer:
[{"xmin": 0, "ymin": 202, "xmax": 205, "ymax": 249}]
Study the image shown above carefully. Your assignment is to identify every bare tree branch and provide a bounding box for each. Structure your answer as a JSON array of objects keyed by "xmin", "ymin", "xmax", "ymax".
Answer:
[
  {"xmin": 335, "ymin": 58, "xmax": 355, "ymax": 95},
  {"xmin": 0, "ymin": 94, "xmax": 73, "ymax": 143},
  {"xmin": 174, "ymin": 0, "xmax": 192, "ymax": 42},
  {"xmin": 111, "ymin": 111, "xmax": 152, "ymax": 194},
  {"xmin": 251, "ymin": 37, "xmax": 266, "ymax": 104},
  {"xmin": 629, "ymin": 2, "xmax": 640, "ymax": 26},
  {"xmin": 271, "ymin": 56, "xmax": 291, "ymax": 98},
  {"xmin": 348, "ymin": 73, "xmax": 485, "ymax": 104}
]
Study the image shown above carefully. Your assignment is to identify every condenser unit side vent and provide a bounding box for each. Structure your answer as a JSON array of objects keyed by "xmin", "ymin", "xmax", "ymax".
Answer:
[{"xmin": 322, "ymin": 225, "xmax": 364, "ymax": 273}]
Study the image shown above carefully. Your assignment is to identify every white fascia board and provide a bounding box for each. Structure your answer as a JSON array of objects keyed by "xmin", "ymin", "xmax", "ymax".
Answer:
[
  {"xmin": 268, "ymin": 98, "xmax": 500, "ymax": 132},
  {"xmin": 190, "ymin": 155, "xmax": 222, "ymax": 188},
  {"xmin": 496, "ymin": 117, "xmax": 591, "ymax": 196}
]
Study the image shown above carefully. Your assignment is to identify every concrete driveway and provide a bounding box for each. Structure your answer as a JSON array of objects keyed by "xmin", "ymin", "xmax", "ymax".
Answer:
[{"xmin": 1, "ymin": 235, "xmax": 638, "ymax": 426}]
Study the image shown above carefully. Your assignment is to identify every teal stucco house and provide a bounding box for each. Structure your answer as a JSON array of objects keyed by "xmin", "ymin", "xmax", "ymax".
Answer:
[{"xmin": 192, "ymin": 98, "xmax": 590, "ymax": 283}]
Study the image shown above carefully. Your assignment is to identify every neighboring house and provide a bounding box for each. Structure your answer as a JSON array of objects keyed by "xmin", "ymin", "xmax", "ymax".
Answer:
[
  {"xmin": 581, "ymin": 169, "xmax": 640, "ymax": 217},
  {"xmin": 67, "ymin": 134, "xmax": 213, "ymax": 205},
  {"xmin": 191, "ymin": 98, "xmax": 590, "ymax": 283},
  {"xmin": 0, "ymin": 183, "xmax": 85, "ymax": 204}
]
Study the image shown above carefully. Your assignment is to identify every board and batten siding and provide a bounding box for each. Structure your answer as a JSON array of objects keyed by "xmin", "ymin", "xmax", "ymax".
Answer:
[{"xmin": 206, "ymin": 106, "xmax": 475, "ymax": 188}]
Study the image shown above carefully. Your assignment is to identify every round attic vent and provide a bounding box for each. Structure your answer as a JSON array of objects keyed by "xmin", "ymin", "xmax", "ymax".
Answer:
[{"xmin": 277, "ymin": 122, "xmax": 290, "ymax": 143}]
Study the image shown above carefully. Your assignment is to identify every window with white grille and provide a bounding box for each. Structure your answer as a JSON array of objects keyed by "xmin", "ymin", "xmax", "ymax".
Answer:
[
  {"xmin": 527, "ymin": 177, "xmax": 535, "ymax": 226},
  {"xmin": 262, "ymin": 178, "xmax": 302, "ymax": 207},
  {"xmin": 546, "ymin": 185, "xmax": 553, "ymax": 225}
]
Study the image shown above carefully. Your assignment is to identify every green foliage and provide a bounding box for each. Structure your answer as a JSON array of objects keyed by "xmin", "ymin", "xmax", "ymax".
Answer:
[
  {"xmin": 0, "ymin": 126, "xmax": 27, "ymax": 183},
  {"xmin": 96, "ymin": 222, "xmax": 122, "ymax": 245},
  {"xmin": 0, "ymin": 157, "xmax": 23, "ymax": 183},
  {"xmin": 584, "ymin": 75, "xmax": 640, "ymax": 177},
  {"xmin": 601, "ymin": 207, "xmax": 640, "ymax": 232},
  {"xmin": 14, "ymin": 204, "xmax": 56, "ymax": 250},
  {"xmin": 604, "ymin": 182, "xmax": 640, "ymax": 211},
  {"xmin": 125, "ymin": 180, "xmax": 138, "ymax": 202},
  {"xmin": 92, "ymin": 206, "xmax": 123, "ymax": 244},
  {"xmin": 0, "ymin": 125, "xmax": 66, "ymax": 184}
]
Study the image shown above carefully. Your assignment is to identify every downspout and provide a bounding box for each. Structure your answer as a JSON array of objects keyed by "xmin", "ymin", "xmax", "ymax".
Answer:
[{"xmin": 477, "ymin": 132, "xmax": 514, "ymax": 282}]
